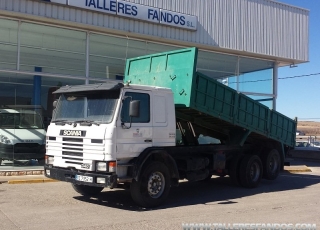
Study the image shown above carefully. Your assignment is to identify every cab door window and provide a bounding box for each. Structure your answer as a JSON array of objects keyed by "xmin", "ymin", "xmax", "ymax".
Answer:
[{"xmin": 121, "ymin": 92, "xmax": 150, "ymax": 123}]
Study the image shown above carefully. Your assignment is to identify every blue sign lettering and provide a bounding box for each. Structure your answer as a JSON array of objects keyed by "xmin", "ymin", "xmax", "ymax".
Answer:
[
  {"xmin": 103, "ymin": 0, "xmax": 109, "ymax": 10},
  {"xmin": 125, "ymin": 4, "xmax": 131, "ymax": 15},
  {"xmin": 148, "ymin": 9, "xmax": 159, "ymax": 21},
  {"xmin": 83, "ymin": 0, "xmax": 118, "ymax": 12},
  {"xmin": 160, "ymin": 11, "xmax": 186, "ymax": 26},
  {"xmin": 118, "ymin": 2, "xmax": 124, "ymax": 14},
  {"xmin": 160, "ymin": 9, "xmax": 196, "ymax": 29},
  {"xmin": 180, "ymin": 16, "xmax": 185, "ymax": 26},
  {"xmin": 132, "ymin": 6, "xmax": 138, "ymax": 16},
  {"xmin": 55, "ymin": 0, "xmax": 197, "ymax": 30},
  {"xmin": 88, "ymin": 0, "xmax": 96, "ymax": 8},
  {"xmin": 117, "ymin": 2, "xmax": 138, "ymax": 16},
  {"xmin": 97, "ymin": 0, "xmax": 103, "ymax": 9},
  {"xmin": 110, "ymin": 1, "xmax": 116, "ymax": 12},
  {"xmin": 160, "ymin": 11, "xmax": 166, "ymax": 22}
]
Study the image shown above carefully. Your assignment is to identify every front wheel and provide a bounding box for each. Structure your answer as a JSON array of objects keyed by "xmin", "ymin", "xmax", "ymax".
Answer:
[
  {"xmin": 72, "ymin": 184, "xmax": 104, "ymax": 197},
  {"xmin": 239, "ymin": 155, "xmax": 263, "ymax": 188},
  {"xmin": 130, "ymin": 162, "xmax": 171, "ymax": 208}
]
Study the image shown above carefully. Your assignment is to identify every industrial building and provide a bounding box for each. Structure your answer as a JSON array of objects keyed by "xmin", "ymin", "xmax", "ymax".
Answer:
[{"xmin": 0, "ymin": 0, "xmax": 309, "ymax": 168}]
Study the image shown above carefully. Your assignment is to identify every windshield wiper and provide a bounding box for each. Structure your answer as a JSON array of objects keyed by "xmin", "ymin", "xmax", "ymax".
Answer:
[
  {"xmin": 74, "ymin": 120, "xmax": 100, "ymax": 126},
  {"xmin": 52, "ymin": 120, "xmax": 73, "ymax": 125}
]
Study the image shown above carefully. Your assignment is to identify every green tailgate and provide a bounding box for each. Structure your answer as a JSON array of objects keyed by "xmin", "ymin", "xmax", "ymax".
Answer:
[
  {"xmin": 124, "ymin": 48, "xmax": 296, "ymax": 147},
  {"xmin": 124, "ymin": 48, "xmax": 197, "ymax": 107}
]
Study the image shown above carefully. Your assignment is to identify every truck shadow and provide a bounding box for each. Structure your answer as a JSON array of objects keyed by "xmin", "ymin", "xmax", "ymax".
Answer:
[{"xmin": 73, "ymin": 171, "xmax": 320, "ymax": 211}]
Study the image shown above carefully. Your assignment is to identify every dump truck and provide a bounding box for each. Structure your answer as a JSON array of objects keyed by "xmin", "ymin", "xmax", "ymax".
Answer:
[{"xmin": 44, "ymin": 48, "xmax": 296, "ymax": 207}]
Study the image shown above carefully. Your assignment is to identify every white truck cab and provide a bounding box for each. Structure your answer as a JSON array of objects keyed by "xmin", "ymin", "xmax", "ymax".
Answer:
[
  {"xmin": 0, "ymin": 109, "xmax": 46, "ymax": 164},
  {"xmin": 45, "ymin": 82, "xmax": 176, "ymax": 187}
]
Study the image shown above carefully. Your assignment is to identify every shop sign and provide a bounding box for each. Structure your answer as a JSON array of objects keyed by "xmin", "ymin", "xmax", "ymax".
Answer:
[{"xmin": 42, "ymin": 0, "xmax": 197, "ymax": 30}]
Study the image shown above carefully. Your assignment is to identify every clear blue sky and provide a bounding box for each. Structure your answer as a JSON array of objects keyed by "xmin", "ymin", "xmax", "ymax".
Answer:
[{"xmin": 276, "ymin": 0, "xmax": 320, "ymax": 121}]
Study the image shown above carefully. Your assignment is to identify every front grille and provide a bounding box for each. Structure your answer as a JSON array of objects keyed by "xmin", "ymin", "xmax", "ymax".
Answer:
[
  {"xmin": 47, "ymin": 135, "xmax": 104, "ymax": 166},
  {"xmin": 63, "ymin": 143, "xmax": 83, "ymax": 147},
  {"xmin": 63, "ymin": 137, "xmax": 83, "ymax": 143},
  {"xmin": 62, "ymin": 151, "xmax": 83, "ymax": 157},
  {"xmin": 63, "ymin": 147, "xmax": 83, "ymax": 151}
]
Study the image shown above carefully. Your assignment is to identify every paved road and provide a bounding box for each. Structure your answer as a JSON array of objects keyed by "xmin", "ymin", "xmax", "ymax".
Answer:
[{"xmin": 1, "ymin": 161, "xmax": 320, "ymax": 230}]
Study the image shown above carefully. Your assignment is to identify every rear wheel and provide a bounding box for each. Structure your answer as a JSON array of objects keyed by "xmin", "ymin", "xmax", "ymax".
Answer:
[
  {"xmin": 239, "ymin": 155, "xmax": 263, "ymax": 188},
  {"xmin": 72, "ymin": 184, "xmax": 104, "ymax": 196},
  {"xmin": 130, "ymin": 162, "xmax": 171, "ymax": 208},
  {"xmin": 228, "ymin": 154, "xmax": 245, "ymax": 185},
  {"xmin": 262, "ymin": 149, "xmax": 281, "ymax": 180}
]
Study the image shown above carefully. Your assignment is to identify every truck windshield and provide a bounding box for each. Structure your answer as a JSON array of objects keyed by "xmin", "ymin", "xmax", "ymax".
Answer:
[
  {"xmin": 53, "ymin": 90, "xmax": 119, "ymax": 124},
  {"xmin": 0, "ymin": 111, "xmax": 44, "ymax": 129}
]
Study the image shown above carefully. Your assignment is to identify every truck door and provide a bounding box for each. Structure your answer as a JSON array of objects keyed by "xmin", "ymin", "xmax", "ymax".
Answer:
[{"xmin": 116, "ymin": 90, "xmax": 153, "ymax": 159}]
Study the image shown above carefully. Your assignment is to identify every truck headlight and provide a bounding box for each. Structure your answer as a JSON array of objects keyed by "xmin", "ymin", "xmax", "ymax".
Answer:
[
  {"xmin": 96, "ymin": 162, "xmax": 107, "ymax": 171},
  {"xmin": 0, "ymin": 135, "xmax": 12, "ymax": 144},
  {"xmin": 45, "ymin": 155, "xmax": 54, "ymax": 164}
]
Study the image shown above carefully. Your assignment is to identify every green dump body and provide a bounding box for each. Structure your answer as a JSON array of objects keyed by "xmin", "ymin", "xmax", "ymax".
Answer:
[{"xmin": 124, "ymin": 47, "xmax": 296, "ymax": 148}]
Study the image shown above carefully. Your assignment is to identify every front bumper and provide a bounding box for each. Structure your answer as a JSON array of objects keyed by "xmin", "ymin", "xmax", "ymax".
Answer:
[{"xmin": 44, "ymin": 165, "xmax": 117, "ymax": 188}]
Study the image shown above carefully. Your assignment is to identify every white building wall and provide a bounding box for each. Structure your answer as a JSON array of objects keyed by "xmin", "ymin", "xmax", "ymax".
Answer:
[{"xmin": 0, "ymin": 0, "xmax": 309, "ymax": 63}]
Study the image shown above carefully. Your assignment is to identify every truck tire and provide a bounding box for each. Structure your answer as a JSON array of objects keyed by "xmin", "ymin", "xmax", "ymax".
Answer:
[
  {"xmin": 71, "ymin": 184, "xmax": 103, "ymax": 196},
  {"xmin": 229, "ymin": 154, "xmax": 244, "ymax": 185},
  {"xmin": 130, "ymin": 161, "xmax": 171, "ymax": 208},
  {"xmin": 239, "ymin": 155, "xmax": 263, "ymax": 188},
  {"xmin": 262, "ymin": 149, "xmax": 281, "ymax": 180}
]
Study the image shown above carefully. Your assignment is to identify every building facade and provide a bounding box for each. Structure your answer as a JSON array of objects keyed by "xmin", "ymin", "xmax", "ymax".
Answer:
[{"xmin": 0, "ymin": 0, "xmax": 309, "ymax": 169}]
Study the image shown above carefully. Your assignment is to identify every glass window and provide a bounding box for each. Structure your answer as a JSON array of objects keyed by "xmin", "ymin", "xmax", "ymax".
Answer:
[
  {"xmin": 121, "ymin": 92, "xmax": 150, "ymax": 123},
  {"xmin": 89, "ymin": 34, "xmax": 127, "ymax": 80},
  {"xmin": 197, "ymin": 51, "xmax": 238, "ymax": 79},
  {"xmin": 0, "ymin": 72, "xmax": 84, "ymax": 169},
  {"xmin": 197, "ymin": 50, "xmax": 274, "ymax": 97},
  {"xmin": 53, "ymin": 91, "xmax": 119, "ymax": 124},
  {"xmin": 88, "ymin": 35, "xmax": 179, "ymax": 82},
  {"xmin": 145, "ymin": 42, "xmax": 180, "ymax": 55},
  {"xmin": 0, "ymin": 18, "xmax": 18, "ymax": 70},
  {"xmin": 0, "ymin": 110, "xmax": 44, "ymax": 129},
  {"xmin": 126, "ymin": 39, "xmax": 149, "ymax": 58},
  {"xmin": 228, "ymin": 68, "xmax": 273, "ymax": 94},
  {"xmin": 19, "ymin": 22, "xmax": 86, "ymax": 76}
]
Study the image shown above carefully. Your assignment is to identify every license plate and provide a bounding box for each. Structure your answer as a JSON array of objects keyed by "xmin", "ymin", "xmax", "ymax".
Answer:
[{"xmin": 75, "ymin": 175, "xmax": 93, "ymax": 183}]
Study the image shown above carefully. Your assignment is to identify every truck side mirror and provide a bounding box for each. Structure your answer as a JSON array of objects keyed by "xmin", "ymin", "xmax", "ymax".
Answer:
[
  {"xmin": 129, "ymin": 100, "xmax": 140, "ymax": 117},
  {"xmin": 53, "ymin": 100, "xmax": 58, "ymax": 109}
]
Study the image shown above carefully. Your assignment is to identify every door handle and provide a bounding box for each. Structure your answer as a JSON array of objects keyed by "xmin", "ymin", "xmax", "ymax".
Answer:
[{"xmin": 144, "ymin": 139, "xmax": 152, "ymax": 143}]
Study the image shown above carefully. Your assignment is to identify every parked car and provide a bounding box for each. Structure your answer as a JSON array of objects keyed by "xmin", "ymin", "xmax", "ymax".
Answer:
[
  {"xmin": 310, "ymin": 141, "xmax": 320, "ymax": 148},
  {"xmin": 296, "ymin": 130, "xmax": 305, "ymax": 136},
  {"xmin": 295, "ymin": 141, "xmax": 320, "ymax": 151},
  {"xmin": 0, "ymin": 109, "xmax": 46, "ymax": 164}
]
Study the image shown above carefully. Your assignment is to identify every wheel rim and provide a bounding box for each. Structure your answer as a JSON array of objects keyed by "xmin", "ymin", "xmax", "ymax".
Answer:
[
  {"xmin": 250, "ymin": 162, "xmax": 261, "ymax": 182},
  {"xmin": 268, "ymin": 154, "xmax": 279, "ymax": 173},
  {"xmin": 147, "ymin": 171, "xmax": 165, "ymax": 198}
]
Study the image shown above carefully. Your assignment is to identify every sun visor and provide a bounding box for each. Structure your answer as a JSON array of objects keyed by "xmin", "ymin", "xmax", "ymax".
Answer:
[{"xmin": 53, "ymin": 82, "xmax": 124, "ymax": 94}]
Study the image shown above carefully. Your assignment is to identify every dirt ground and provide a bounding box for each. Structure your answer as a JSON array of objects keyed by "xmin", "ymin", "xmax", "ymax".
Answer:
[{"xmin": 297, "ymin": 121, "xmax": 320, "ymax": 136}]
